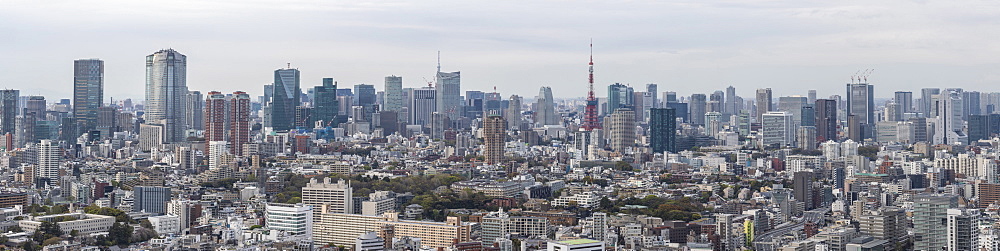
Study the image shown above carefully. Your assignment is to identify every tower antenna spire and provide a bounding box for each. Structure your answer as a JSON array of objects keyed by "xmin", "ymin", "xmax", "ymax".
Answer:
[
  {"xmin": 437, "ymin": 51, "xmax": 441, "ymax": 73},
  {"xmin": 582, "ymin": 39, "xmax": 601, "ymax": 131}
]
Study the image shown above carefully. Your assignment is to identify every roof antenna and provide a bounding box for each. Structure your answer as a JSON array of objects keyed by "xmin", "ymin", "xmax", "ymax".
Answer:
[
  {"xmin": 287, "ymin": 63, "xmax": 291, "ymax": 69},
  {"xmin": 437, "ymin": 51, "xmax": 441, "ymax": 73}
]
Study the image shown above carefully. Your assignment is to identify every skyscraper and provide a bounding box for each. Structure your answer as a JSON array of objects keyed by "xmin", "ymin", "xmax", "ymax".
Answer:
[
  {"xmin": 483, "ymin": 113, "xmax": 506, "ymax": 165},
  {"xmin": 145, "ymin": 49, "xmax": 187, "ymax": 143},
  {"xmin": 934, "ymin": 89, "xmax": 967, "ymax": 145},
  {"xmin": 755, "ymin": 88, "xmax": 772, "ymax": 122},
  {"xmin": 313, "ymin": 78, "xmax": 339, "ymax": 127},
  {"xmin": 846, "ymin": 83, "xmax": 874, "ymax": 139},
  {"xmin": 37, "ymin": 139, "xmax": 61, "ymax": 185},
  {"xmin": 73, "ymin": 59, "xmax": 103, "ymax": 134},
  {"xmin": 921, "ymin": 88, "xmax": 940, "ymax": 117},
  {"xmin": 383, "ymin": 76, "xmax": 403, "ymax": 112},
  {"xmin": 894, "ymin": 91, "xmax": 913, "ymax": 114},
  {"xmin": 230, "ymin": 91, "xmax": 251, "ymax": 156},
  {"xmin": 762, "ymin": 112, "xmax": 794, "ymax": 148},
  {"xmin": 410, "ymin": 87, "xmax": 436, "ymax": 127},
  {"xmin": 355, "ymin": 84, "xmax": 377, "ymax": 122},
  {"xmin": 814, "ymin": 99, "xmax": 837, "ymax": 142},
  {"xmin": 204, "ymin": 91, "xmax": 227, "ymax": 150},
  {"xmin": 607, "ymin": 108, "xmax": 635, "ymax": 153},
  {"xmin": 689, "ymin": 94, "xmax": 707, "ymax": 126},
  {"xmin": 266, "ymin": 68, "xmax": 300, "ymax": 131},
  {"xmin": 647, "ymin": 84, "xmax": 658, "ymax": 108},
  {"xmin": 649, "ymin": 108, "xmax": 676, "ymax": 153},
  {"xmin": 185, "ymin": 91, "xmax": 204, "ymax": 131},
  {"xmin": 506, "ymin": 95, "xmax": 522, "ymax": 130},
  {"xmin": 725, "ymin": 86, "xmax": 738, "ymax": 115},
  {"xmin": 535, "ymin": 87, "xmax": 558, "ymax": 125},
  {"xmin": 436, "ymin": 71, "xmax": 461, "ymax": 119},
  {"xmin": 607, "ymin": 83, "xmax": 633, "ymax": 114},
  {"xmin": 792, "ymin": 171, "xmax": 814, "ymax": 210}
]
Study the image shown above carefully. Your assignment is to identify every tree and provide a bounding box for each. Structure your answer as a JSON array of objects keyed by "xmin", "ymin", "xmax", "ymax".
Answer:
[
  {"xmin": 42, "ymin": 237, "xmax": 62, "ymax": 246},
  {"xmin": 8, "ymin": 225, "xmax": 22, "ymax": 233},
  {"xmin": 108, "ymin": 222, "xmax": 133, "ymax": 246},
  {"xmin": 32, "ymin": 221, "xmax": 63, "ymax": 243},
  {"xmin": 140, "ymin": 219, "xmax": 153, "ymax": 229}
]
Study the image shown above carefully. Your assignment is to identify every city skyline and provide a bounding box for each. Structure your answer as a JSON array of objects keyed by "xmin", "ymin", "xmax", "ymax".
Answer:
[{"xmin": 4, "ymin": 1, "xmax": 1000, "ymax": 100}]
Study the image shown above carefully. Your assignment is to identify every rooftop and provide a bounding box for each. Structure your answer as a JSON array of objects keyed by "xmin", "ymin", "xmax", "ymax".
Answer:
[{"xmin": 557, "ymin": 239, "xmax": 601, "ymax": 245}]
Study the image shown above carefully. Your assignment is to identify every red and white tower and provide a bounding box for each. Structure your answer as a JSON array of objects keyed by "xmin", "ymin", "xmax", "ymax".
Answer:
[{"xmin": 582, "ymin": 42, "xmax": 601, "ymax": 131}]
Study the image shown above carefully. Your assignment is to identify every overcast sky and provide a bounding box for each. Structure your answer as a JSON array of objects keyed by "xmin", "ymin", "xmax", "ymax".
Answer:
[{"xmin": 3, "ymin": 0, "xmax": 1000, "ymax": 102}]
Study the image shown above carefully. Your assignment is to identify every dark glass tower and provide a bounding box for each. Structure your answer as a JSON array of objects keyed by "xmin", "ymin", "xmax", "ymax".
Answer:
[
  {"xmin": 73, "ymin": 59, "xmax": 104, "ymax": 134},
  {"xmin": 313, "ymin": 78, "xmax": 339, "ymax": 127},
  {"xmin": 650, "ymin": 108, "xmax": 676, "ymax": 153},
  {"xmin": 265, "ymin": 68, "xmax": 300, "ymax": 131}
]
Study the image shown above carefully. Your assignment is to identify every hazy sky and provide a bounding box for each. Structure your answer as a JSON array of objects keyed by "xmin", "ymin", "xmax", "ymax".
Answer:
[{"xmin": 3, "ymin": 0, "xmax": 1000, "ymax": 102}]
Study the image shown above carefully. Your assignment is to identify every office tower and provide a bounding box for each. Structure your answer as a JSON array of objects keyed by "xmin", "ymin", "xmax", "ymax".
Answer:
[
  {"xmin": 295, "ymin": 106, "xmax": 314, "ymax": 127},
  {"xmin": 383, "ymin": 76, "xmax": 403, "ymax": 112},
  {"xmin": 410, "ymin": 87, "xmax": 436, "ymax": 127},
  {"xmin": 705, "ymin": 112, "xmax": 723, "ymax": 138},
  {"xmin": 607, "ymin": 108, "xmax": 635, "ymax": 153},
  {"xmin": 507, "ymin": 95, "xmax": 522, "ymax": 130},
  {"xmin": 483, "ymin": 113, "xmax": 506, "ymax": 165},
  {"xmin": 73, "ymin": 59, "xmax": 103, "ymax": 133},
  {"xmin": 969, "ymin": 114, "xmax": 1000, "ymax": 142},
  {"xmin": 800, "ymin": 105, "xmax": 815, "ymax": 127},
  {"xmin": 18, "ymin": 96, "xmax": 45, "ymax": 145},
  {"xmin": 689, "ymin": 94, "xmax": 707, "ymax": 126},
  {"xmin": 778, "ymin": 96, "xmax": 808, "ymax": 128},
  {"xmin": 635, "ymin": 92, "xmax": 652, "ymax": 122},
  {"xmin": 894, "ymin": 91, "xmax": 913, "ymax": 115},
  {"xmin": 650, "ymin": 108, "xmax": 676, "ymax": 153},
  {"xmin": 355, "ymin": 84, "xmax": 377, "ymax": 121},
  {"xmin": 230, "ymin": 91, "xmax": 251, "ymax": 155},
  {"xmin": 647, "ymin": 84, "xmax": 658, "ymax": 108},
  {"xmin": 95, "ymin": 106, "xmax": 121, "ymax": 138},
  {"xmin": 133, "ymin": 186, "xmax": 171, "ymax": 215},
  {"xmin": 465, "ymin": 90, "xmax": 484, "ymax": 119},
  {"xmin": 145, "ymin": 49, "xmax": 187, "ymax": 143},
  {"xmin": 436, "ymin": 70, "xmax": 461, "ymax": 120},
  {"xmin": 430, "ymin": 112, "xmax": 449, "ymax": 139},
  {"xmin": 37, "ymin": 139, "xmax": 60, "ymax": 185},
  {"xmin": 313, "ymin": 78, "xmax": 339, "ymax": 127},
  {"xmin": 266, "ymin": 203, "xmax": 313, "ymax": 237},
  {"xmin": 797, "ymin": 126, "xmax": 816, "ymax": 150},
  {"xmin": 607, "ymin": 83, "xmax": 633, "ymax": 114},
  {"xmin": 302, "ymin": 177, "xmax": 353, "ymax": 213},
  {"xmin": 1, "ymin": 90, "xmax": 19, "ymax": 136},
  {"xmin": 857, "ymin": 207, "xmax": 905, "ymax": 244},
  {"xmin": 807, "ymin": 90, "xmax": 817, "ymax": 104},
  {"xmin": 204, "ymin": 91, "xmax": 227, "ymax": 150},
  {"xmin": 725, "ymin": 86, "xmax": 738, "ymax": 115},
  {"xmin": 934, "ymin": 89, "xmax": 967, "ymax": 145},
  {"xmin": 913, "ymin": 194, "xmax": 958, "ymax": 250},
  {"xmin": 846, "ymin": 83, "xmax": 874, "ymax": 139},
  {"xmin": 792, "ymin": 171, "xmax": 814, "ymax": 210},
  {"xmin": 708, "ymin": 91, "xmax": 723, "ymax": 114},
  {"xmin": 185, "ymin": 91, "xmax": 204, "ymax": 131},
  {"xmin": 963, "ymin": 91, "xmax": 981, "ymax": 118},
  {"xmin": 762, "ymin": 112, "xmax": 795, "ymax": 148},
  {"xmin": 535, "ymin": 87, "xmax": 558, "ymax": 125},
  {"xmin": 921, "ymin": 88, "xmax": 940, "ymax": 117},
  {"xmin": 755, "ymin": 88, "xmax": 773, "ymax": 122},
  {"xmin": 266, "ymin": 68, "xmax": 300, "ymax": 131},
  {"xmin": 484, "ymin": 92, "xmax": 502, "ymax": 116},
  {"xmin": 663, "ymin": 91, "xmax": 677, "ymax": 103}
]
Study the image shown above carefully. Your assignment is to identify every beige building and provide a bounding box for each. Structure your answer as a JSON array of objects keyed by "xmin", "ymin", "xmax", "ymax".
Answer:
[
  {"xmin": 19, "ymin": 213, "xmax": 115, "ymax": 235},
  {"xmin": 482, "ymin": 114, "xmax": 507, "ymax": 165},
  {"xmin": 606, "ymin": 108, "xmax": 635, "ymax": 153},
  {"xmin": 302, "ymin": 177, "xmax": 353, "ymax": 213},
  {"xmin": 314, "ymin": 210, "xmax": 472, "ymax": 249}
]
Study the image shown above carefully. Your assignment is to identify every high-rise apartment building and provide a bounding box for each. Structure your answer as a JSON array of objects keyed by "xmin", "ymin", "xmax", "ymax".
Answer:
[
  {"xmin": 145, "ymin": 49, "xmax": 187, "ymax": 143},
  {"xmin": 947, "ymin": 208, "xmax": 978, "ymax": 251},
  {"xmin": 792, "ymin": 171, "xmax": 814, "ymax": 210},
  {"xmin": 436, "ymin": 71, "xmax": 461, "ymax": 119},
  {"xmin": 483, "ymin": 113, "xmax": 506, "ymax": 165},
  {"xmin": 73, "ymin": 59, "xmax": 103, "ymax": 134},
  {"xmin": 204, "ymin": 91, "xmax": 227, "ymax": 150},
  {"xmin": 266, "ymin": 68, "xmax": 301, "ymax": 131},
  {"xmin": 302, "ymin": 177, "xmax": 353, "ymax": 214},
  {"xmin": 37, "ymin": 139, "xmax": 60, "ymax": 185},
  {"xmin": 313, "ymin": 212, "xmax": 472, "ymax": 249},
  {"xmin": 607, "ymin": 108, "xmax": 635, "ymax": 153},
  {"xmin": 230, "ymin": 91, "xmax": 251, "ymax": 155},
  {"xmin": 649, "ymin": 108, "xmax": 676, "ymax": 153},
  {"xmin": 266, "ymin": 203, "xmax": 313, "ymax": 237}
]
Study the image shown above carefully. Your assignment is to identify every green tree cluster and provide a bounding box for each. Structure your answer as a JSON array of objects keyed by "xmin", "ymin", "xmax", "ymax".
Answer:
[{"xmin": 409, "ymin": 189, "xmax": 492, "ymax": 221}]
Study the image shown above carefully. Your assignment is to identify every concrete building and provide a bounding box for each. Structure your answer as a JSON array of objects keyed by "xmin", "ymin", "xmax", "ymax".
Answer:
[
  {"xmin": 302, "ymin": 177, "xmax": 353, "ymax": 213},
  {"xmin": 361, "ymin": 191, "xmax": 395, "ymax": 216},
  {"xmin": 19, "ymin": 213, "xmax": 115, "ymax": 235},
  {"xmin": 761, "ymin": 112, "xmax": 794, "ymax": 148},
  {"xmin": 546, "ymin": 239, "xmax": 604, "ymax": 251},
  {"xmin": 134, "ymin": 186, "xmax": 171, "ymax": 215},
  {"xmin": 266, "ymin": 203, "xmax": 313, "ymax": 237},
  {"xmin": 148, "ymin": 214, "xmax": 181, "ymax": 235},
  {"xmin": 483, "ymin": 113, "xmax": 507, "ymax": 165},
  {"xmin": 607, "ymin": 108, "xmax": 635, "ymax": 153},
  {"xmin": 313, "ymin": 211, "xmax": 472, "ymax": 249},
  {"xmin": 913, "ymin": 194, "xmax": 958, "ymax": 250}
]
